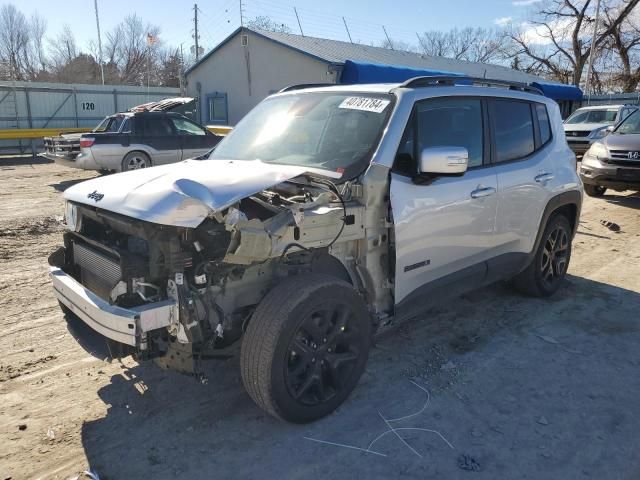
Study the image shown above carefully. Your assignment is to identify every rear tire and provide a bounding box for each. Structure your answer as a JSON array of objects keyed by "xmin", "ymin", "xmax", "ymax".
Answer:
[
  {"xmin": 512, "ymin": 214, "xmax": 572, "ymax": 297},
  {"xmin": 121, "ymin": 151, "xmax": 151, "ymax": 171},
  {"xmin": 240, "ymin": 274, "xmax": 371, "ymax": 423},
  {"xmin": 584, "ymin": 184, "xmax": 606, "ymax": 197}
]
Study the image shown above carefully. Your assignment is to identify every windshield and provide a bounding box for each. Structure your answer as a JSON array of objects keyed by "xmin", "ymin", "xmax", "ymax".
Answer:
[
  {"xmin": 615, "ymin": 109, "xmax": 640, "ymax": 135},
  {"xmin": 565, "ymin": 109, "xmax": 617, "ymax": 124},
  {"xmin": 93, "ymin": 115, "xmax": 126, "ymax": 133},
  {"xmin": 209, "ymin": 92, "xmax": 393, "ymax": 178}
]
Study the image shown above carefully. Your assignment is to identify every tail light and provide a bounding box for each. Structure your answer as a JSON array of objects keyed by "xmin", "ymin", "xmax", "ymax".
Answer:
[{"xmin": 79, "ymin": 137, "xmax": 95, "ymax": 148}]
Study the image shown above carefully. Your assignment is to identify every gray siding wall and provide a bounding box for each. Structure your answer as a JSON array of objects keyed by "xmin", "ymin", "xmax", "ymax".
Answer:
[{"xmin": 186, "ymin": 30, "xmax": 336, "ymax": 126}]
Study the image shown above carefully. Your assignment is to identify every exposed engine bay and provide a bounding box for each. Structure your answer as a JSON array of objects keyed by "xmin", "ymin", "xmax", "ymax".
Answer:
[{"xmin": 51, "ymin": 172, "xmax": 393, "ymax": 374}]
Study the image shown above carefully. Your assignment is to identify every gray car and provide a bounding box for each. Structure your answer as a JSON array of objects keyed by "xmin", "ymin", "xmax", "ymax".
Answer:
[{"xmin": 580, "ymin": 109, "xmax": 640, "ymax": 197}]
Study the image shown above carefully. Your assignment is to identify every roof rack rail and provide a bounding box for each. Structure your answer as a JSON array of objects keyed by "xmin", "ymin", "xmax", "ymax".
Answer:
[
  {"xmin": 278, "ymin": 83, "xmax": 336, "ymax": 93},
  {"xmin": 399, "ymin": 75, "xmax": 543, "ymax": 96}
]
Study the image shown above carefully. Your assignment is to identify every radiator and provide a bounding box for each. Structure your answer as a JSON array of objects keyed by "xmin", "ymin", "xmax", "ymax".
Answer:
[{"xmin": 72, "ymin": 242, "xmax": 122, "ymax": 299}]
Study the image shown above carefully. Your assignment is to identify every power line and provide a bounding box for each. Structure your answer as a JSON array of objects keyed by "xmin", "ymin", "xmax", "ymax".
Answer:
[
  {"xmin": 196, "ymin": 1, "xmax": 239, "ymax": 48},
  {"xmin": 242, "ymin": 0, "xmax": 419, "ymax": 47}
]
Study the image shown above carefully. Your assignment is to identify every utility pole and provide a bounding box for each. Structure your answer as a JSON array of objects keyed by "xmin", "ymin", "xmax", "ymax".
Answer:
[
  {"xmin": 382, "ymin": 26, "xmax": 393, "ymax": 50},
  {"xmin": 193, "ymin": 4, "xmax": 200, "ymax": 61},
  {"xmin": 94, "ymin": 0, "xmax": 105, "ymax": 84},
  {"xmin": 584, "ymin": 0, "xmax": 602, "ymax": 103},
  {"xmin": 294, "ymin": 7, "xmax": 304, "ymax": 36},
  {"xmin": 239, "ymin": 0, "xmax": 244, "ymax": 27},
  {"xmin": 342, "ymin": 17, "xmax": 353, "ymax": 44},
  {"xmin": 179, "ymin": 44, "xmax": 185, "ymax": 96}
]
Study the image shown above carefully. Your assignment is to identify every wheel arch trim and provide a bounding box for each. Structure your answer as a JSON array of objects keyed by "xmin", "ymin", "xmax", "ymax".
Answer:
[{"xmin": 528, "ymin": 190, "xmax": 582, "ymax": 264}]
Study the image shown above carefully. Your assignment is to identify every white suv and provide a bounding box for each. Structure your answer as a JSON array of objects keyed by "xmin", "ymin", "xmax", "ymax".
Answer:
[
  {"xmin": 564, "ymin": 104, "xmax": 637, "ymax": 155},
  {"xmin": 49, "ymin": 77, "xmax": 582, "ymax": 423}
]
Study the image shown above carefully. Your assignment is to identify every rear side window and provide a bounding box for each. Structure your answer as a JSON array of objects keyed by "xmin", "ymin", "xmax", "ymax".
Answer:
[
  {"xmin": 491, "ymin": 100, "xmax": 535, "ymax": 163},
  {"xmin": 142, "ymin": 116, "xmax": 174, "ymax": 136},
  {"xmin": 535, "ymin": 103, "xmax": 552, "ymax": 145}
]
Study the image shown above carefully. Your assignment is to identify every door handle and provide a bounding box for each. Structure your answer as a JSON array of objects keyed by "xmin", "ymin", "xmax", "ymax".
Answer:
[
  {"xmin": 535, "ymin": 172, "xmax": 555, "ymax": 183},
  {"xmin": 470, "ymin": 186, "xmax": 496, "ymax": 198}
]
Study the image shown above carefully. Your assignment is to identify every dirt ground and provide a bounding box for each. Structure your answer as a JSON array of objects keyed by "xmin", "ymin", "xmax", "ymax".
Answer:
[{"xmin": 1, "ymin": 160, "xmax": 639, "ymax": 480}]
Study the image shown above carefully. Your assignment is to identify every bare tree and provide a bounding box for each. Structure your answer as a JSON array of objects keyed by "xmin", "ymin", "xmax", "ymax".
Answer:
[
  {"xmin": 603, "ymin": 4, "xmax": 640, "ymax": 92},
  {"xmin": 49, "ymin": 25, "xmax": 78, "ymax": 68},
  {"xmin": 246, "ymin": 16, "xmax": 291, "ymax": 34},
  {"xmin": 29, "ymin": 13, "xmax": 47, "ymax": 72},
  {"xmin": 508, "ymin": 0, "xmax": 640, "ymax": 86},
  {"xmin": 419, "ymin": 30, "xmax": 451, "ymax": 57},
  {"xmin": 417, "ymin": 27, "xmax": 508, "ymax": 63},
  {"xmin": 105, "ymin": 14, "xmax": 161, "ymax": 85},
  {"xmin": 0, "ymin": 4, "xmax": 29, "ymax": 80},
  {"xmin": 377, "ymin": 38, "xmax": 418, "ymax": 52},
  {"xmin": 467, "ymin": 28, "xmax": 509, "ymax": 63}
]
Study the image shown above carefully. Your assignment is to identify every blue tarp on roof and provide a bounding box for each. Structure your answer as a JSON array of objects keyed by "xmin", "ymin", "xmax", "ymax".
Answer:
[
  {"xmin": 530, "ymin": 82, "xmax": 583, "ymax": 101},
  {"xmin": 340, "ymin": 60, "xmax": 468, "ymax": 85},
  {"xmin": 339, "ymin": 60, "xmax": 582, "ymax": 102}
]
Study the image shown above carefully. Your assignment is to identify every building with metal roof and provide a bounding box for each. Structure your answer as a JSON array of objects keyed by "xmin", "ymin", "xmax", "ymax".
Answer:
[{"xmin": 185, "ymin": 27, "xmax": 580, "ymax": 126}]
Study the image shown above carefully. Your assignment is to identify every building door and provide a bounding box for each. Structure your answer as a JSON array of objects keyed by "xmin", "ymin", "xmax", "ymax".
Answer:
[{"xmin": 205, "ymin": 93, "xmax": 228, "ymax": 125}]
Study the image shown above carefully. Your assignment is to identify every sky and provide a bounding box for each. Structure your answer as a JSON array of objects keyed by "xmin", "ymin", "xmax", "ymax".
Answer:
[{"xmin": 13, "ymin": 0, "xmax": 543, "ymax": 54}]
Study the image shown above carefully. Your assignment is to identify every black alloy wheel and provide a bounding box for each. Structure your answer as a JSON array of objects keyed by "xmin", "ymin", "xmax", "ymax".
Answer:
[
  {"xmin": 284, "ymin": 302, "xmax": 362, "ymax": 406},
  {"xmin": 540, "ymin": 222, "xmax": 570, "ymax": 290},
  {"xmin": 240, "ymin": 274, "xmax": 371, "ymax": 423}
]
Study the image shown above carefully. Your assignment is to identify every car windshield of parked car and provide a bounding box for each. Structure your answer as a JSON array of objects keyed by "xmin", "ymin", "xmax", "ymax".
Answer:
[
  {"xmin": 209, "ymin": 92, "xmax": 393, "ymax": 178},
  {"xmin": 615, "ymin": 110, "xmax": 640, "ymax": 135},
  {"xmin": 565, "ymin": 109, "xmax": 617, "ymax": 124},
  {"xmin": 93, "ymin": 115, "xmax": 126, "ymax": 133}
]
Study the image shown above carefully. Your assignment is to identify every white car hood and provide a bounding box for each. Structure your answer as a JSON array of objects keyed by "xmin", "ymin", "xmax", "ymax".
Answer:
[
  {"xmin": 64, "ymin": 159, "xmax": 340, "ymax": 228},
  {"xmin": 563, "ymin": 122, "xmax": 610, "ymax": 132}
]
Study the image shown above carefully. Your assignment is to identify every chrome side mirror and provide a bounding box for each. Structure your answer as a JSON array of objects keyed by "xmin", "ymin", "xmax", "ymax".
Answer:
[{"xmin": 419, "ymin": 146, "xmax": 468, "ymax": 175}]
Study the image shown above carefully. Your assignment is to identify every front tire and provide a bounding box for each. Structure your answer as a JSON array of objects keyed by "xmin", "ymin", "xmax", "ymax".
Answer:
[
  {"xmin": 584, "ymin": 184, "xmax": 606, "ymax": 197},
  {"xmin": 512, "ymin": 214, "xmax": 572, "ymax": 297},
  {"xmin": 240, "ymin": 274, "xmax": 371, "ymax": 423},
  {"xmin": 121, "ymin": 151, "xmax": 151, "ymax": 171}
]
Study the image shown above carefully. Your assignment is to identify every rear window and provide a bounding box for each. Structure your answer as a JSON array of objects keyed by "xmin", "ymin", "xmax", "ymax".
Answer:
[
  {"xmin": 536, "ymin": 103, "xmax": 552, "ymax": 145},
  {"xmin": 93, "ymin": 115, "xmax": 126, "ymax": 133},
  {"xmin": 491, "ymin": 99, "xmax": 535, "ymax": 163},
  {"xmin": 141, "ymin": 116, "xmax": 174, "ymax": 136}
]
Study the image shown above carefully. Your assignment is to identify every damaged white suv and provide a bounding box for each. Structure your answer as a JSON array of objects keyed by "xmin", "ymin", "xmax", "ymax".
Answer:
[{"xmin": 49, "ymin": 77, "xmax": 582, "ymax": 423}]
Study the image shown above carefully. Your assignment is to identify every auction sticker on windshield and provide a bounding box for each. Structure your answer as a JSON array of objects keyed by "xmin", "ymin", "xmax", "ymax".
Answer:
[{"xmin": 339, "ymin": 97, "xmax": 390, "ymax": 113}]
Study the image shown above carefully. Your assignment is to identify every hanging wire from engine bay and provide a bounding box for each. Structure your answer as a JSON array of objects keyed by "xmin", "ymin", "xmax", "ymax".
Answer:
[{"xmin": 279, "ymin": 176, "xmax": 348, "ymax": 261}]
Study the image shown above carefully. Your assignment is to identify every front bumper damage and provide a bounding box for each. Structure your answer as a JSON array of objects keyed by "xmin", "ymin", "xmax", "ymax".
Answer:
[{"xmin": 50, "ymin": 266, "xmax": 177, "ymax": 349}]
